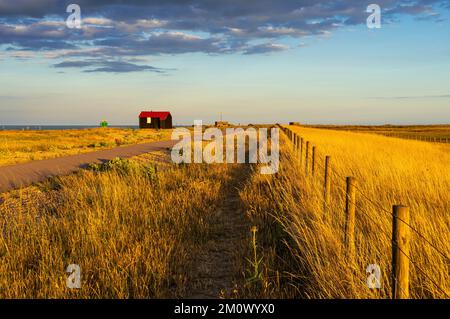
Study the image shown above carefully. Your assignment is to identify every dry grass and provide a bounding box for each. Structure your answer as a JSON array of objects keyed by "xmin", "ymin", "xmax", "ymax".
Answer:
[
  {"xmin": 0, "ymin": 128, "xmax": 172, "ymax": 167},
  {"xmin": 239, "ymin": 126, "xmax": 449, "ymax": 298},
  {"xmin": 0, "ymin": 155, "xmax": 234, "ymax": 298},
  {"xmin": 0, "ymin": 125, "xmax": 448, "ymax": 299},
  {"xmin": 306, "ymin": 124, "xmax": 450, "ymax": 141}
]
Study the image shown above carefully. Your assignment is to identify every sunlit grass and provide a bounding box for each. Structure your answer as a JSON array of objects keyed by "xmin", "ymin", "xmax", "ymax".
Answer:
[
  {"xmin": 0, "ymin": 157, "xmax": 232, "ymax": 298},
  {"xmin": 0, "ymin": 125, "xmax": 448, "ymax": 299},
  {"xmin": 0, "ymin": 128, "xmax": 172, "ymax": 166},
  {"xmin": 239, "ymin": 126, "xmax": 449, "ymax": 298}
]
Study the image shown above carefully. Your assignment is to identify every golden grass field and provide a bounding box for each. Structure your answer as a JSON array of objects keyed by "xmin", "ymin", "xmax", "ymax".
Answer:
[
  {"xmin": 0, "ymin": 156, "xmax": 237, "ymax": 298},
  {"xmin": 0, "ymin": 128, "xmax": 171, "ymax": 167},
  {"xmin": 0, "ymin": 125, "xmax": 448, "ymax": 298},
  {"xmin": 307, "ymin": 124, "xmax": 450, "ymax": 141},
  {"xmin": 239, "ymin": 126, "xmax": 449, "ymax": 298}
]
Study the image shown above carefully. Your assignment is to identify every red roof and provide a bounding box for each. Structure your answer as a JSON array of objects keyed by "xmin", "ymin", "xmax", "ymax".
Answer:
[{"xmin": 139, "ymin": 111, "xmax": 171, "ymax": 120}]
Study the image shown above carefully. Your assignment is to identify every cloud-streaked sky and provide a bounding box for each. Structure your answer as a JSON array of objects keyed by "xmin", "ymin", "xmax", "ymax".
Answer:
[{"xmin": 0, "ymin": 0, "xmax": 449, "ymax": 125}]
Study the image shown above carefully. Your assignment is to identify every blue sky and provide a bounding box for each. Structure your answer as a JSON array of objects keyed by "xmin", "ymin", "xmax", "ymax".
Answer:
[{"xmin": 0, "ymin": 0, "xmax": 449, "ymax": 125}]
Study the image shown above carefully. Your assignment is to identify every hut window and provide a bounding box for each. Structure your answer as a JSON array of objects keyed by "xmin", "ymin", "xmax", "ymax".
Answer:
[{"xmin": 147, "ymin": 117, "xmax": 151, "ymax": 124}]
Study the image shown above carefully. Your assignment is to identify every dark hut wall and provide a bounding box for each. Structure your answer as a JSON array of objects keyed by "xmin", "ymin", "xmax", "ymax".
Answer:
[
  {"xmin": 139, "ymin": 117, "xmax": 158, "ymax": 129},
  {"xmin": 162, "ymin": 114, "xmax": 172, "ymax": 129},
  {"xmin": 139, "ymin": 115, "xmax": 172, "ymax": 129}
]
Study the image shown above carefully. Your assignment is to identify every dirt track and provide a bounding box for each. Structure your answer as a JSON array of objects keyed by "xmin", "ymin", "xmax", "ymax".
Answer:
[
  {"xmin": 0, "ymin": 139, "xmax": 177, "ymax": 193},
  {"xmin": 184, "ymin": 164, "xmax": 250, "ymax": 299}
]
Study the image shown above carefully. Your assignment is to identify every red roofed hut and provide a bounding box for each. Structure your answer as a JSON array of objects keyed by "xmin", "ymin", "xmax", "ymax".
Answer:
[{"xmin": 139, "ymin": 111, "xmax": 173, "ymax": 129}]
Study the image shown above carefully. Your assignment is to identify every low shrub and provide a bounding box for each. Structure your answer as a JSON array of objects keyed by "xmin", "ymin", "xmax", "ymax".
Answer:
[{"xmin": 88, "ymin": 157, "xmax": 157, "ymax": 181}]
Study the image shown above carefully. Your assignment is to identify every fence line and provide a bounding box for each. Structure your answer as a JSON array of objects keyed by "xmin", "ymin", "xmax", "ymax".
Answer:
[
  {"xmin": 382, "ymin": 132, "xmax": 450, "ymax": 144},
  {"xmin": 281, "ymin": 125, "xmax": 449, "ymax": 257},
  {"xmin": 298, "ymin": 132, "xmax": 450, "ymax": 263},
  {"xmin": 397, "ymin": 246, "xmax": 450, "ymax": 298},
  {"xmin": 278, "ymin": 124, "xmax": 449, "ymax": 299}
]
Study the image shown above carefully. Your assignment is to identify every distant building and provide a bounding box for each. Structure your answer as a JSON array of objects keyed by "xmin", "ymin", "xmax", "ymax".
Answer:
[
  {"xmin": 215, "ymin": 121, "xmax": 230, "ymax": 127},
  {"xmin": 139, "ymin": 111, "xmax": 172, "ymax": 129}
]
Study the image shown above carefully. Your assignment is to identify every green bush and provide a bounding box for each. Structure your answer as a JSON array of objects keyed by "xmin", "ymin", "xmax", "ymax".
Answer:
[
  {"xmin": 87, "ymin": 141, "xmax": 109, "ymax": 148},
  {"xmin": 87, "ymin": 157, "xmax": 157, "ymax": 181}
]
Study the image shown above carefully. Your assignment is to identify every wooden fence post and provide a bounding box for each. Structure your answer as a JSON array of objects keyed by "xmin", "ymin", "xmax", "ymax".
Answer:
[
  {"xmin": 324, "ymin": 156, "xmax": 331, "ymax": 211},
  {"xmin": 392, "ymin": 205, "xmax": 410, "ymax": 299},
  {"xmin": 312, "ymin": 146, "xmax": 316, "ymax": 176},
  {"xmin": 300, "ymin": 138, "xmax": 304, "ymax": 165},
  {"xmin": 305, "ymin": 141, "xmax": 310, "ymax": 175},
  {"xmin": 344, "ymin": 177, "xmax": 357, "ymax": 261}
]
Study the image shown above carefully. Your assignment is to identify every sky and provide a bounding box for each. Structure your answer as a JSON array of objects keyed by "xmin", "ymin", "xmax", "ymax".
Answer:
[{"xmin": 0, "ymin": 0, "xmax": 449, "ymax": 125}]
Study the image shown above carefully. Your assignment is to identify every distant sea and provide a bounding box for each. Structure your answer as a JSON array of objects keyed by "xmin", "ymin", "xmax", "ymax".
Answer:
[{"xmin": 0, "ymin": 125, "xmax": 139, "ymax": 131}]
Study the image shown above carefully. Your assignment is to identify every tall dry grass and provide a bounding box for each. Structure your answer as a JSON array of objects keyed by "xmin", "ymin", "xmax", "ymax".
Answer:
[
  {"xmin": 0, "ymin": 126, "xmax": 448, "ymax": 299},
  {"xmin": 0, "ymin": 128, "xmax": 171, "ymax": 166},
  {"xmin": 240, "ymin": 126, "xmax": 449, "ymax": 298},
  {"xmin": 306, "ymin": 124, "xmax": 450, "ymax": 140},
  {"xmin": 0, "ymin": 158, "xmax": 232, "ymax": 298}
]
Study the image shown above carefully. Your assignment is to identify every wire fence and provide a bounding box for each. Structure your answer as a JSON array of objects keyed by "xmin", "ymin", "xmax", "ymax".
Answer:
[
  {"xmin": 381, "ymin": 132, "xmax": 450, "ymax": 144},
  {"xmin": 279, "ymin": 125, "xmax": 449, "ymax": 299}
]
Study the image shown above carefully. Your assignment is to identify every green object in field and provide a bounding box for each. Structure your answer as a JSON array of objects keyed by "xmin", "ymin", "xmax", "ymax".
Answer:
[{"xmin": 100, "ymin": 120, "xmax": 108, "ymax": 127}]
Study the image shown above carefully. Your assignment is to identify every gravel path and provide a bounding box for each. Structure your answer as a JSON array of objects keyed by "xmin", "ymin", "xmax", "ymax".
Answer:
[
  {"xmin": 0, "ymin": 139, "xmax": 177, "ymax": 193},
  {"xmin": 184, "ymin": 165, "xmax": 250, "ymax": 299}
]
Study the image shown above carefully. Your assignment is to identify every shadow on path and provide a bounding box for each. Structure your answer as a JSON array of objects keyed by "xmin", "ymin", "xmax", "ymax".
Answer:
[{"xmin": 183, "ymin": 163, "xmax": 253, "ymax": 299}]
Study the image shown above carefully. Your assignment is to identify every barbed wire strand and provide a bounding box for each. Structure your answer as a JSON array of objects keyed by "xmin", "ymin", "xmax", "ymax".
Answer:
[
  {"xmin": 396, "ymin": 245, "xmax": 450, "ymax": 299},
  {"xmin": 285, "ymin": 130, "xmax": 450, "ymax": 262},
  {"xmin": 284, "ymin": 128, "xmax": 450, "ymax": 296}
]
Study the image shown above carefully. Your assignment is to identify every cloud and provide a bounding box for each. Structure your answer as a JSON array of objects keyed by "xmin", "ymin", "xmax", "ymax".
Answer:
[
  {"xmin": 8, "ymin": 50, "xmax": 35, "ymax": 58},
  {"xmin": 0, "ymin": 0, "xmax": 59, "ymax": 18},
  {"xmin": 94, "ymin": 31, "xmax": 226, "ymax": 55},
  {"xmin": 244, "ymin": 43, "xmax": 289, "ymax": 55},
  {"xmin": 53, "ymin": 60, "xmax": 97, "ymax": 68},
  {"xmin": 0, "ymin": 0, "xmax": 448, "ymax": 68},
  {"xmin": 53, "ymin": 59, "xmax": 172, "ymax": 73},
  {"xmin": 83, "ymin": 61, "xmax": 168, "ymax": 73},
  {"xmin": 0, "ymin": 20, "xmax": 77, "ymax": 50}
]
